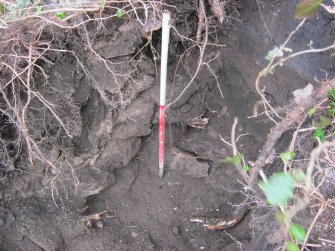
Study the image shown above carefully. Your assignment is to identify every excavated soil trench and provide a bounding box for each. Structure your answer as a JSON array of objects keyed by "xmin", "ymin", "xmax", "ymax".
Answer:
[{"xmin": 0, "ymin": 0, "xmax": 334, "ymax": 250}]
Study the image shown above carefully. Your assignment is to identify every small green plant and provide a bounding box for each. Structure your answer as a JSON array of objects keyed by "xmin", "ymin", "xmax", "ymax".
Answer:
[
  {"xmin": 328, "ymin": 89, "xmax": 335, "ymax": 117},
  {"xmin": 286, "ymin": 241, "xmax": 300, "ymax": 251},
  {"xmin": 313, "ymin": 116, "xmax": 330, "ymax": 142},
  {"xmin": 314, "ymin": 127, "xmax": 325, "ymax": 142},
  {"xmin": 259, "ymin": 170, "xmax": 307, "ymax": 250},
  {"xmin": 16, "ymin": 0, "xmax": 30, "ymax": 9},
  {"xmin": 265, "ymin": 46, "xmax": 292, "ymax": 62},
  {"xmin": 312, "ymin": 89, "xmax": 335, "ymax": 142},
  {"xmin": 242, "ymin": 165, "xmax": 250, "ymax": 171},
  {"xmin": 0, "ymin": 3, "xmax": 5, "ymax": 14},
  {"xmin": 280, "ymin": 151, "xmax": 296, "ymax": 166},
  {"xmin": 308, "ymin": 107, "xmax": 316, "ymax": 117},
  {"xmin": 35, "ymin": 5, "xmax": 42, "ymax": 14},
  {"xmin": 222, "ymin": 154, "xmax": 251, "ymax": 172},
  {"xmin": 56, "ymin": 11, "xmax": 67, "ymax": 20},
  {"xmin": 222, "ymin": 154, "xmax": 242, "ymax": 165},
  {"xmin": 265, "ymin": 46, "xmax": 282, "ymax": 61},
  {"xmin": 116, "ymin": 8, "xmax": 125, "ymax": 18},
  {"xmin": 2, "ymin": 0, "xmax": 33, "ymax": 20},
  {"xmin": 315, "ymin": 116, "xmax": 331, "ymax": 128}
]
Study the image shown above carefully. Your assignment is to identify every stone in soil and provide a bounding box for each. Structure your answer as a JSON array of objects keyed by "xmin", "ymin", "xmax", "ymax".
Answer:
[
  {"xmin": 172, "ymin": 226, "xmax": 180, "ymax": 235},
  {"xmin": 170, "ymin": 155, "xmax": 209, "ymax": 178}
]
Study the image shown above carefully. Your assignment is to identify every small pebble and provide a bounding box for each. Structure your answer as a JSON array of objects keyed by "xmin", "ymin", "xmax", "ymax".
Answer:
[
  {"xmin": 5, "ymin": 214, "xmax": 15, "ymax": 229},
  {"xmin": 131, "ymin": 232, "xmax": 138, "ymax": 238},
  {"xmin": 172, "ymin": 226, "xmax": 180, "ymax": 235},
  {"xmin": 95, "ymin": 221, "xmax": 104, "ymax": 229}
]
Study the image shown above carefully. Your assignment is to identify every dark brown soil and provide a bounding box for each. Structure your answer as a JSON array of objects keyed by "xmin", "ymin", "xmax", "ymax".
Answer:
[{"xmin": 0, "ymin": 0, "xmax": 334, "ymax": 250}]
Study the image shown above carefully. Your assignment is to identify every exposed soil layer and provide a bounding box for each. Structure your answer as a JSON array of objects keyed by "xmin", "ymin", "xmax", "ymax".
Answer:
[{"xmin": 0, "ymin": 0, "xmax": 335, "ymax": 250}]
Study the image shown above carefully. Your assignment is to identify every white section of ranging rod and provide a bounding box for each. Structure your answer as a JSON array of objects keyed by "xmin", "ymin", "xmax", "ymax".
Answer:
[
  {"xmin": 158, "ymin": 11, "xmax": 171, "ymax": 178},
  {"xmin": 159, "ymin": 11, "xmax": 171, "ymax": 106}
]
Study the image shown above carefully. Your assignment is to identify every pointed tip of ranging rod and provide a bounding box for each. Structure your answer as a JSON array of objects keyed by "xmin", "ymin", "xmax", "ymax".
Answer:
[{"xmin": 159, "ymin": 168, "xmax": 164, "ymax": 178}]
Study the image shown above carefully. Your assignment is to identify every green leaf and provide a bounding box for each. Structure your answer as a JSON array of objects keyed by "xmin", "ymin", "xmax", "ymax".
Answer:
[
  {"xmin": 314, "ymin": 127, "xmax": 325, "ymax": 142},
  {"xmin": 222, "ymin": 154, "xmax": 243, "ymax": 166},
  {"xmin": 35, "ymin": 5, "xmax": 42, "ymax": 14},
  {"xmin": 328, "ymin": 90, "xmax": 335, "ymax": 116},
  {"xmin": 295, "ymin": 0, "xmax": 324, "ymax": 19},
  {"xmin": 17, "ymin": 0, "xmax": 30, "ymax": 9},
  {"xmin": 56, "ymin": 11, "xmax": 66, "ymax": 20},
  {"xmin": 116, "ymin": 8, "xmax": 125, "ymax": 18},
  {"xmin": 328, "ymin": 101, "xmax": 335, "ymax": 117},
  {"xmin": 6, "ymin": 3, "xmax": 14, "ymax": 12},
  {"xmin": 259, "ymin": 172, "xmax": 295, "ymax": 206},
  {"xmin": 289, "ymin": 223, "xmax": 307, "ymax": 242},
  {"xmin": 328, "ymin": 107, "xmax": 335, "ymax": 117},
  {"xmin": 329, "ymin": 89, "xmax": 335, "ymax": 101},
  {"xmin": 265, "ymin": 46, "xmax": 283, "ymax": 61},
  {"xmin": 286, "ymin": 241, "xmax": 300, "ymax": 251},
  {"xmin": 315, "ymin": 116, "xmax": 331, "ymax": 128},
  {"xmin": 0, "ymin": 4, "xmax": 5, "ymax": 14},
  {"xmin": 292, "ymin": 169, "xmax": 306, "ymax": 184},
  {"xmin": 280, "ymin": 151, "xmax": 296, "ymax": 166},
  {"xmin": 243, "ymin": 165, "xmax": 250, "ymax": 171},
  {"xmin": 308, "ymin": 107, "xmax": 316, "ymax": 117}
]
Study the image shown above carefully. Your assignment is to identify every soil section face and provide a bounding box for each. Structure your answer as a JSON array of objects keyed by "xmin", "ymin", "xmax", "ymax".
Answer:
[{"xmin": 0, "ymin": 0, "xmax": 334, "ymax": 250}]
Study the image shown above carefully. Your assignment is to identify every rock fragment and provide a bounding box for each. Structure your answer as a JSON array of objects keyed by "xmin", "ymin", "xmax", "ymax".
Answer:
[{"xmin": 171, "ymin": 155, "xmax": 209, "ymax": 178}]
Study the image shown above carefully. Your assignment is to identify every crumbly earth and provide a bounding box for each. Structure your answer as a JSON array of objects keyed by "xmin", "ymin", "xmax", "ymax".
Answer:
[{"xmin": 0, "ymin": 0, "xmax": 334, "ymax": 250}]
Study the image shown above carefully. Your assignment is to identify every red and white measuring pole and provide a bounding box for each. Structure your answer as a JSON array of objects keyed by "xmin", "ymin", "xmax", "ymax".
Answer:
[{"xmin": 159, "ymin": 11, "xmax": 171, "ymax": 178}]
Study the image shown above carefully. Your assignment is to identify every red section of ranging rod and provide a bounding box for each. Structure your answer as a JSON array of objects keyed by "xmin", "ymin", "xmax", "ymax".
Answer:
[{"xmin": 158, "ymin": 105, "xmax": 166, "ymax": 178}]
